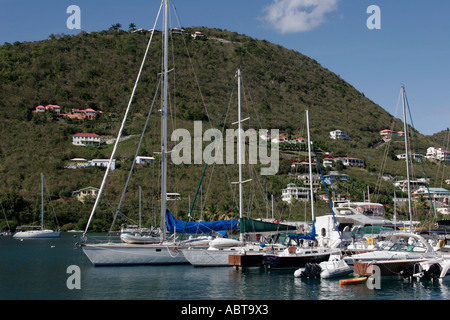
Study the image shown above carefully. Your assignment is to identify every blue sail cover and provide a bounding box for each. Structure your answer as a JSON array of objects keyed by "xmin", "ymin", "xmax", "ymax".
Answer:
[
  {"xmin": 165, "ymin": 211, "xmax": 239, "ymax": 234},
  {"xmin": 288, "ymin": 221, "xmax": 316, "ymax": 241}
]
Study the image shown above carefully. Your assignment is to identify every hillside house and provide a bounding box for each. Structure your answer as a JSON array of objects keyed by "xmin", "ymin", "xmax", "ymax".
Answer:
[
  {"xmin": 63, "ymin": 108, "xmax": 101, "ymax": 120},
  {"xmin": 136, "ymin": 156, "xmax": 155, "ymax": 165},
  {"xmin": 333, "ymin": 157, "xmax": 364, "ymax": 167},
  {"xmin": 192, "ymin": 31, "xmax": 205, "ymax": 39},
  {"xmin": 426, "ymin": 147, "xmax": 450, "ymax": 163},
  {"xmin": 271, "ymin": 136, "xmax": 288, "ymax": 143},
  {"xmin": 294, "ymin": 137, "xmax": 306, "ymax": 144},
  {"xmin": 412, "ymin": 187, "xmax": 450, "ymax": 204},
  {"xmin": 393, "ymin": 179, "xmax": 428, "ymax": 192},
  {"xmin": 89, "ymin": 159, "xmax": 116, "ymax": 170},
  {"xmin": 281, "ymin": 183, "xmax": 313, "ymax": 204},
  {"xmin": 380, "ymin": 129, "xmax": 404, "ymax": 141},
  {"xmin": 396, "ymin": 153, "xmax": 424, "ymax": 162},
  {"xmin": 72, "ymin": 133, "xmax": 102, "ymax": 146},
  {"xmin": 171, "ymin": 28, "xmax": 186, "ymax": 35},
  {"xmin": 72, "ymin": 187, "xmax": 99, "ymax": 203},
  {"xmin": 33, "ymin": 104, "xmax": 61, "ymax": 114},
  {"xmin": 329, "ymin": 130, "xmax": 350, "ymax": 140}
]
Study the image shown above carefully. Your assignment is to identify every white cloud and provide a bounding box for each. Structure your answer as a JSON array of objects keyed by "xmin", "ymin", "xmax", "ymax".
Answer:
[{"xmin": 262, "ymin": 0, "xmax": 338, "ymax": 33}]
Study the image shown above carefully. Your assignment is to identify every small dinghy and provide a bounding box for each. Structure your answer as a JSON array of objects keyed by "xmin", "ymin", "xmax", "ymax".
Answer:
[{"xmin": 339, "ymin": 277, "xmax": 367, "ymax": 286}]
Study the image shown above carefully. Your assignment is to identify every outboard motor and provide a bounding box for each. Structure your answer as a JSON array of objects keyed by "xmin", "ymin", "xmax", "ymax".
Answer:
[
  {"xmin": 423, "ymin": 263, "xmax": 442, "ymax": 280},
  {"xmin": 300, "ymin": 263, "xmax": 322, "ymax": 278},
  {"xmin": 400, "ymin": 263, "xmax": 422, "ymax": 278}
]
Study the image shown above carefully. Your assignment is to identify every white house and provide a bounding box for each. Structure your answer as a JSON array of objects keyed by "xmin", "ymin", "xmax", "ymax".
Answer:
[
  {"xmin": 412, "ymin": 187, "xmax": 450, "ymax": 204},
  {"xmin": 72, "ymin": 133, "xmax": 102, "ymax": 146},
  {"xmin": 329, "ymin": 130, "xmax": 350, "ymax": 140},
  {"xmin": 396, "ymin": 153, "xmax": 424, "ymax": 162},
  {"xmin": 271, "ymin": 136, "xmax": 288, "ymax": 143},
  {"xmin": 72, "ymin": 187, "xmax": 99, "ymax": 203},
  {"xmin": 426, "ymin": 147, "xmax": 450, "ymax": 163},
  {"xmin": 135, "ymin": 156, "xmax": 156, "ymax": 165},
  {"xmin": 333, "ymin": 157, "xmax": 364, "ymax": 167},
  {"xmin": 393, "ymin": 179, "xmax": 428, "ymax": 192},
  {"xmin": 281, "ymin": 183, "xmax": 313, "ymax": 204},
  {"xmin": 88, "ymin": 159, "xmax": 116, "ymax": 170}
]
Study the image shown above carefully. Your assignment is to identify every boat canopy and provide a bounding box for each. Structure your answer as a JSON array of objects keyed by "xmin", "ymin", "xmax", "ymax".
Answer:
[
  {"xmin": 165, "ymin": 211, "xmax": 239, "ymax": 234},
  {"xmin": 288, "ymin": 222, "xmax": 316, "ymax": 241},
  {"xmin": 240, "ymin": 218, "xmax": 297, "ymax": 233}
]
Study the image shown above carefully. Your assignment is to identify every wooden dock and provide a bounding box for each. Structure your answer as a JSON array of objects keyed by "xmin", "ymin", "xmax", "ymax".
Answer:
[{"xmin": 229, "ymin": 254, "xmax": 264, "ymax": 270}]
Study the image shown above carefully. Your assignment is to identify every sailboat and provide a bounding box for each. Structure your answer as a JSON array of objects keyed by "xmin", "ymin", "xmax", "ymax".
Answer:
[
  {"xmin": 120, "ymin": 187, "xmax": 161, "ymax": 244},
  {"xmin": 13, "ymin": 172, "xmax": 60, "ymax": 239},
  {"xmin": 80, "ymin": 0, "xmax": 188, "ymax": 266},
  {"xmin": 182, "ymin": 68, "xmax": 290, "ymax": 267},
  {"xmin": 347, "ymin": 86, "xmax": 443, "ymax": 276},
  {"xmin": 262, "ymin": 110, "xmax": 335, "ymax": 269}
]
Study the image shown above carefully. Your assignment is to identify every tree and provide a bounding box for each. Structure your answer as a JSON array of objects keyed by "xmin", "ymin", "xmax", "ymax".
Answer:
[{"xmin": 128, "ymin": 23, "xmax": 137, "ymax": 32}]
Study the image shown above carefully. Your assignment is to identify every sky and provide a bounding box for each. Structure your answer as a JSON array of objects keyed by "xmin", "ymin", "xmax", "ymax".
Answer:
[{"xmin": 0, "ymin": 0, "xmax": 449, "ymax": 136}]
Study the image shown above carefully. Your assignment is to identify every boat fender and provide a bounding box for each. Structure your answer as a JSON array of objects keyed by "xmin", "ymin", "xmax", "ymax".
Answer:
[
  {"xmin": 439, "ymin": 240, "xmax": 445, "ymax": 248},
  {"xmin": 367, "ymin": 238, "xmax": 374, "ymax": 245}
]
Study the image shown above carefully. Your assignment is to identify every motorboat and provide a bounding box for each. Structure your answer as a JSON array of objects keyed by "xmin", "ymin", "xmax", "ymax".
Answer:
[
  {"xmin": 294, "ymin": 252, "xmax": 352, "ymax": 279},
  {"xmin": 345, "ymin": 233, "xmax": 442, "ymax": 276}
]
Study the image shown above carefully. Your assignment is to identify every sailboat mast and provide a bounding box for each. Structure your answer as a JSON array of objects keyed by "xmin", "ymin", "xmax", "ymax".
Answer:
[
  {"xmin": 306, "ymin": 110, "xmax": 314, "ymax": 221},
  {"xmin": 41, "ymin": 172, "xmax": 44, "ymax": 231},
  {"xmin": 237, "ymin": 68, "xmax": 243, "ymax": 224},
  {"xmin": 160, "ymin": 0, "xmax": 169, "ymax": 240},
  {"xmin": 401, "ymin": 86, "xmax": 413, "ymax": 231}
]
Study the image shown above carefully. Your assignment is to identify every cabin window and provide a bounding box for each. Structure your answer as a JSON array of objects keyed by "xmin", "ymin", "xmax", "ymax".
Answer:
[{"xmin": 156, "ymin": 249, "xmax": 161, "ymax": 252}]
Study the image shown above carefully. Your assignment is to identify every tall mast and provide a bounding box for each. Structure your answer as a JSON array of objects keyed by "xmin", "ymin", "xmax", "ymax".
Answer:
[
  {"xmin": 306, "ymin": 110, "xmax": 314, "ymax": 222},
  {"xmin": 232, "ymin": 68, "xmax": 250, "ymax": 242},
  {"xmin": 41, "ymin": 172, "xmax": 44, "ymax": 230},
  {"xmin": 401, "ymin": 86, "xmax": 413, "ymax": 231},
  {"xmin": 160, "ymin": 0, "xmax": 169, "ymax": 241},
  {"xmin": 238, "ymin": 68, "xmax": 243, "ymax": 224}
]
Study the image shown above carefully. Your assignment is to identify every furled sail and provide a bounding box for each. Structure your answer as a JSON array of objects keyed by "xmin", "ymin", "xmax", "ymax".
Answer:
[
  {"xmin": 240, "ymin": 217, "xmax": 297, "ymax": 233},
  {"xmin": 166, "ymin": 211, "xmax": 239, "ymax": 234}
]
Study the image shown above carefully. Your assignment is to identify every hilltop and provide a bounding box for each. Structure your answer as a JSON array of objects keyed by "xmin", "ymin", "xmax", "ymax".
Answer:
[{"xmin": 0, "ymin": 27, "xmax": 448, "ymax": 231}]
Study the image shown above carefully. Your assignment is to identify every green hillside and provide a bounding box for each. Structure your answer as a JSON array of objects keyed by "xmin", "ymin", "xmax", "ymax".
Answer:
[{"xmin": 0, "ymin": 27, "xmax": 448, "ymax": 232}]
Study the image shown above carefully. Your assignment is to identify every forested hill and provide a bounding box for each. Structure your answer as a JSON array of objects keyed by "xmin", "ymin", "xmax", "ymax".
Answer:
[{"xmin": 0, "ymin": 27, "xmax": 447, "ymax": 231}]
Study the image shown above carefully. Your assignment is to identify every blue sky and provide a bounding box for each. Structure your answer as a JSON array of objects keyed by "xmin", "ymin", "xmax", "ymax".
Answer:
[{"xmin": 1, "ymin": 0, "xmax": 449, "ymax": 136}]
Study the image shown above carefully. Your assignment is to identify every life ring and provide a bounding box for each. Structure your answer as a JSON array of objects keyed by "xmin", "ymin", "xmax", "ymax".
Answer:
[
  {"xmin": 439, "ymin": 240, "xmax": 445, "ymax": 248},
  {"xmin": 367, "ymin": 237, "xmax": 374, "ymax": 245}
]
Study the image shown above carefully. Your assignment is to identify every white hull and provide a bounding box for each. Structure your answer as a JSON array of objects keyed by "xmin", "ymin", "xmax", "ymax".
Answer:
[
  {"xmin": 82, "ymin": 243, "xmax": 188, "ymax": 266},
  {"xmin": 120, "ymin": 233, "xmax": 161, "ymax": 244},
  {"xmin": 183, "ymin": 244, "xmax": 284, "ymax": 267},
  {"xmin": 13, "ymin": 230, "xmax": 60, "ymax": 239}
]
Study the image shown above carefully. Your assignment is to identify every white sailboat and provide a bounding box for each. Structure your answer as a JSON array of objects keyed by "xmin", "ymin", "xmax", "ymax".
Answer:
[
  {"xmin": 262, "ymin": 110, "xmax": 335, "ymax": 269},
  {"xmin": 13, "ymin": 172, "xmax": 60, "ymax": 239},
  {"xmin": 80, "ymin": 0, "xmax": 187, "ymax": 266},
  {"xmin": 346, "ymin": 86, "xmax": 443, "ymax": 276},
  {"xmin": 182, "ymin": 68, "xmax": 287, "ymax": 267}
]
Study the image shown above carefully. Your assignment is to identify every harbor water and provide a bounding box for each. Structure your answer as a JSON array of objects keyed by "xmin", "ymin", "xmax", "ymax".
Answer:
[{"xmin": 1, "ymin": 233, "xmax": 449, "ymax": 302}]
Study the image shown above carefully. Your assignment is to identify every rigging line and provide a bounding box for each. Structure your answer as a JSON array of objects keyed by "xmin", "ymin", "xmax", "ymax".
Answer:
[
  {"xmin": 374, "ymin": 89, "xmax": 403, "ymax": 198},
  {"xmin": 313, "ymin": 142, "xmax": 343, "ymax": 242},
  {"xmin": 43, "ymin": 174, "xmax": 59, "ymax": 228},
  {"xmin": 171, "ymin": 1, "xmax": 213, "ymax": 128},
  {"xmin": 83, "ymin": 1, "xmax": 163, "ymax": 237},
  {"xmin": 181, "ymin": 72, "xmax": 238, "ymax": 236},
  {"xmin": 108, "ymin": 77, "xmax": 162, "ymax": 235},
  {"xmin": 403, "ymin": 90, "xmax": 437, "ymax": 222}
]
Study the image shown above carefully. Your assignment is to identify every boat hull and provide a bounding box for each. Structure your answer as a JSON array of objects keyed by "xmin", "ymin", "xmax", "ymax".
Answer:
[
  {"xmin": 263, "ymin": 252, "xmax": 331, "ymax": 269},
  {"xmin": 354, "ymin": 259, "xmax": 429, "ymax": 276},
  {"xmin": 82, "ymin": 243, "xmax": 188, "ymax": 266},
  {"xmin": 13, "ymin": 230, "xmax": 60, "ymax": 239}
]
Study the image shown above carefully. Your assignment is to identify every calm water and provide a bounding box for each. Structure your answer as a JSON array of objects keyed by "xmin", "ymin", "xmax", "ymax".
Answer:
[{"xmin": 1, "ymin": 233, "xmax": 449, "ymax": 301}]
